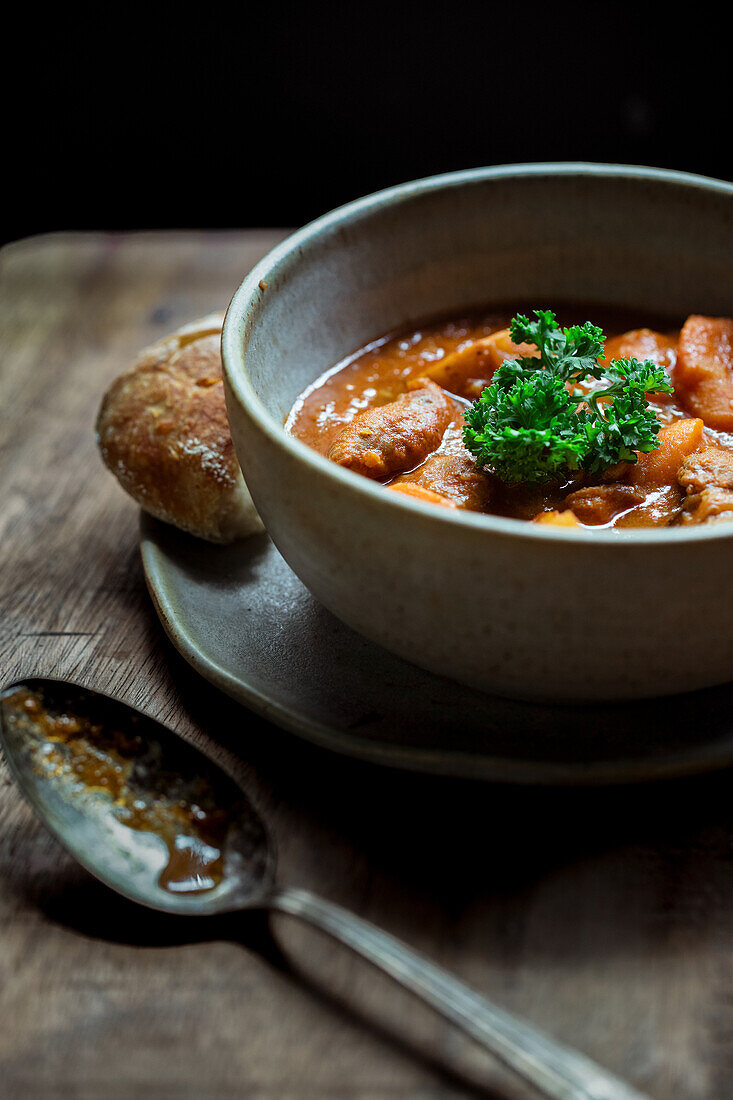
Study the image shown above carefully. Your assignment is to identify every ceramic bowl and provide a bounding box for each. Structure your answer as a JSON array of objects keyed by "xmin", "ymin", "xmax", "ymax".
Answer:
[{"xmin": 222, "ymin": 164, "xmax": 733, "ymax": 702}]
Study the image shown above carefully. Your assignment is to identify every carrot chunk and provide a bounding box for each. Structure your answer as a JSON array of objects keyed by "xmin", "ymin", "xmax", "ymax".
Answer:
[
  {"xmin": 629, "ymin": 418, "xmax": 704, "ymax": 488},
  {"xmin": 675, "ymin": 315, "xmax": 733, "ymax": 429},
  {"xmin": 602, "ymin": 329, "xmax": 677, "ymax": 402}
]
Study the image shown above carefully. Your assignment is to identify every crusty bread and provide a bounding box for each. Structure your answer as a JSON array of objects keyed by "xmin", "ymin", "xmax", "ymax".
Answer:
[{"xmin": 96, "ymin": 313, "xmax": 263, "ymax": 543}]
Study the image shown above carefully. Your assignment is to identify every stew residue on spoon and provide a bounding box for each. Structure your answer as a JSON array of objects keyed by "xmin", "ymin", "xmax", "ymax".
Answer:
[{"xmin": 2, "ymin": 686, "xmax": 229, "ymax": 894}]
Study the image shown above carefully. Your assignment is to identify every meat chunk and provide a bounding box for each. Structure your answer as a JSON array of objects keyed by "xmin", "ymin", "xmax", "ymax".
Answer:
[
  {"xmin": 603, "ymin": 329, "xmax": 677, "ymax": 401},
  {"xmin": 613, "ymin": 485, "xmax": 685, "ymax": 528},
  {"xmin": 675, "ymin": 315, "xmax": 733, "ymax": 429},
  {"xmin": 327, "ymin": 379, "xmax": 454, "ymax": 479},
  {"xmin": 564, "ymin": 485, "xmax": 645, "ymax": 525},
  {"xmin": 680, "ymin": 487, "xmax": 733, "ymax": 525},
  {"xmin": 491, "ymin": 476, "xmax": 584, "ymax": 521},
  {"xmin": 677, "ymin": 446, "xmax": 733, "ymax": 525},
  {"xmin": 390, "ymin": 453, "xmax": 493, "ymax": 511},
  {"xmin": 677, "ymin": 446, "xmax": 733, "ymax": 494},
  {"xmin": 423, "ymin": 329, "xmax": 538, "ymax": 399}
]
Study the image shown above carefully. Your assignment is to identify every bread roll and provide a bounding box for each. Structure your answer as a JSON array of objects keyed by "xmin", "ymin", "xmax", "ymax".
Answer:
[{"xmin": 96, "ymin": 313, "xmax": 263, "ymax": 543}]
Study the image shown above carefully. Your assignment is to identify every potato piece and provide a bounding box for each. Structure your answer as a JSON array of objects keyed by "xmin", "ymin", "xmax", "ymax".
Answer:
[
  {"xmin": 387, "ymin": 483, "xmax": 457, "ymax": 509},
  {"xmin": 675, "ymin": 315, "xmax": 733, "ymax": 429},
  {"xmin": 602, "ymin": 329, "xmax": 677, "ymax": 402},
  {"xmin": 628, "ymin": 418, "xmax": 704, "ymax": 488},
  {"xmin": 533, "ymin": 509, "xmax": 580, "ymax": 527},
  {"xmin": 423, "ymin": 329, "xmax": 538, "ymax": 399},
  {"xmin": 328, "ymin": 378, "xmax": 454, "ymax": 479}
]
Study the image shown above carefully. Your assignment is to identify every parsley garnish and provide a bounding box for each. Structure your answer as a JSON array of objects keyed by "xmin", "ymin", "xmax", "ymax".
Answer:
[{"xmin": 462, "ymin": 310, "xmax": 674, "ymax": 484}]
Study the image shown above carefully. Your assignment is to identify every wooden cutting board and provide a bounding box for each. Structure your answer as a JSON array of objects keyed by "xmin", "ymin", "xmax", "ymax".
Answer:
[{"xmin": 2, "ymin": 231, "xmax": 733, "ymax": 1099}]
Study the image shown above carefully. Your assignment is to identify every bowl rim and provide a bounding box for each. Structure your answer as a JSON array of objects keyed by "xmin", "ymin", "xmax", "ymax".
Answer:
[{"xmin": 223, "ymin": 161, "xmax": 733, "ymax": 546}]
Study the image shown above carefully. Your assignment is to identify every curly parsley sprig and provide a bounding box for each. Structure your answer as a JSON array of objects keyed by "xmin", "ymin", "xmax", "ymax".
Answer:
[{"xmin": 462, "ymin": 310, "xmax": 674, "ymax": 484}]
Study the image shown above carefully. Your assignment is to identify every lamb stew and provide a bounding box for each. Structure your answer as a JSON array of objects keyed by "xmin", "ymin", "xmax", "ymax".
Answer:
[{"xmin": 286, "ymin": 306, "xmax": 733, "ymax": 529}]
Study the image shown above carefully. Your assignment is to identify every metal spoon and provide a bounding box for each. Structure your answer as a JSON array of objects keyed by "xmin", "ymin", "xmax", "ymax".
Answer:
[{"xmin": 0, "ymin": 678, "xmax": 647, "ymax": 1100}]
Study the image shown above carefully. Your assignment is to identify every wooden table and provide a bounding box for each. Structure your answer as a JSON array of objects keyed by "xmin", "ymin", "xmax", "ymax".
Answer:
[{"xmin": 2, "ymin": 232, "xmax": 733, "ymax": 1100}]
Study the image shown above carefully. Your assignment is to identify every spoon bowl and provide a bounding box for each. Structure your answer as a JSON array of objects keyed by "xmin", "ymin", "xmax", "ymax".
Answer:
[
  {"xmin": 0, "ymin": 678, "xmax": 275, "ymax": 915},
  {"xmin": 0, "ymin": 676, "xmax": 648, "ymax": 1100}
]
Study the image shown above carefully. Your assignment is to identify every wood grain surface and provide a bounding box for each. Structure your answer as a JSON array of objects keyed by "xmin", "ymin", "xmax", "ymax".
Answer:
[{"xmin": 2, "ymin": 232, "xmax": 733, "ymax": 1100}]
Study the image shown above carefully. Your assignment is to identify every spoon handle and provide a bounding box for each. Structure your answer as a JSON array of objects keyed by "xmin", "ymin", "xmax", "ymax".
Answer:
[{"xmin": 269, "ymin": 886, "xmax": 648, "ymax": 1100}]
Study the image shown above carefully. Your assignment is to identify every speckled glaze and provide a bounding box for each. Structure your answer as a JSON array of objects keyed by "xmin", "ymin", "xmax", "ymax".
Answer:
[
  {"xmin": 222, "ymin": 164, "xmax": 733, "ymax": 702},
  {"xmin": 140, "ymin": 515, "xmax": 733, "ymax": 782}
]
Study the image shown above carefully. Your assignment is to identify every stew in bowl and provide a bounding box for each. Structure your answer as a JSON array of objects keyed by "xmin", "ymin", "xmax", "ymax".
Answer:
[
  {"xmin": 287, "ymin": 305, "xmax": 733, "ymax": 531},
  {"xmin": 222, "ymin": 164, "xmax": 733, "ymax": 702}
]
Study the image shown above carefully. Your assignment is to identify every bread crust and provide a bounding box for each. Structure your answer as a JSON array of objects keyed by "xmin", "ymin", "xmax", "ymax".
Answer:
[{"xmin": 96, "ymin": 313, "xmax": 262, "ymax": 543}]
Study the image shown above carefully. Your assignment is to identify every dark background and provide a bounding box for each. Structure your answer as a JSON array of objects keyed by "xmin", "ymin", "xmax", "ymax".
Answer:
[{"xmin": 4, "ymin": 3, "xmax": 731, "ymax": 248}]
